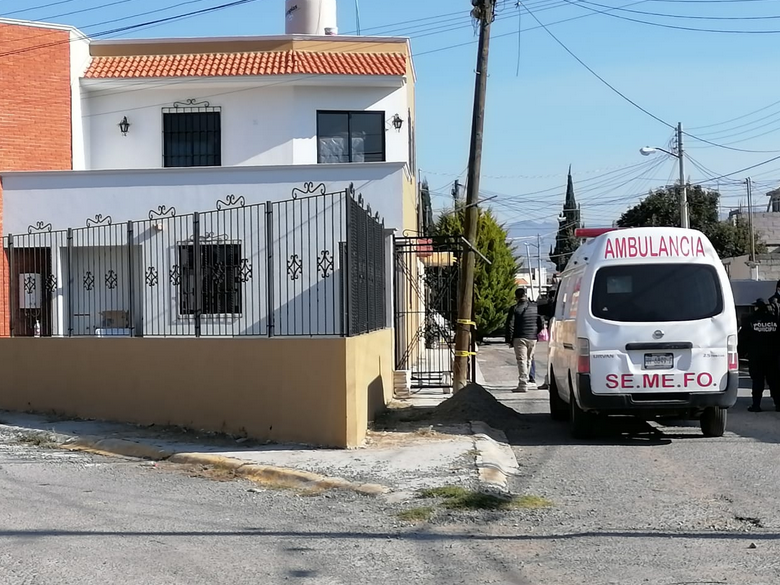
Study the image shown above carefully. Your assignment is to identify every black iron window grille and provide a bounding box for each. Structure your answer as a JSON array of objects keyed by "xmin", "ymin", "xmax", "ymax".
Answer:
[
  {"xmin": 316, "ymin": 111, "xmax": 386, "ymax": 164},
  {"xmin": 178, "ymin": 243, "xmax": 242, "ymax": 316},
  {"xmin": 162, "ymin": 100, "xmax": 222, "ymax": 168}
]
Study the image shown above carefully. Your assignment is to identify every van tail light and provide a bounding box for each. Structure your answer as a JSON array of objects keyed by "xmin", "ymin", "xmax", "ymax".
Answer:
[
  {"xmin": 577, "ymin": 338, "xmax": 591, "ymax": 374},
  {"xmin": 727, "ymin": 334, "xmax": 738, "ymax": 372}
]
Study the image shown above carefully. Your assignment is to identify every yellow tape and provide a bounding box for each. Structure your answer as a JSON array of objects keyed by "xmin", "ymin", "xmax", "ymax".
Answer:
[
  {"xmin": 455, "ymin": 350, "xmax": 477, "ymax": 357},
  {"xmin": 457, "ymin": 319, "xmax": 476, "ymax": 327}
]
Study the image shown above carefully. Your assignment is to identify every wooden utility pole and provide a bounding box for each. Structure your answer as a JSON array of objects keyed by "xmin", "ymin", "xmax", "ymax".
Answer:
[{"xmin": 453, "ymin": 0, "xmax": 496, "ymax": 391}]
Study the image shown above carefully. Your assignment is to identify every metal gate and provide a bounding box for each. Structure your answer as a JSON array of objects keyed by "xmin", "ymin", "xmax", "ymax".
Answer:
[{"xmin": 394, "ymin": 236, "xmax": 473, "ymax": 389}]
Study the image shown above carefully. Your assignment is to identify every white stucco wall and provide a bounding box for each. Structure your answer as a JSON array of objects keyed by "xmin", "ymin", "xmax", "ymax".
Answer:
[
  {"xmin": 69, "ymin": 32, "xmax": 92, "ymax": 171},
  {"xmin": 4, "ymin": 164, "xmax": 399, "ymax": 337},
  {"xmin": 81, "ymin": 79, "xmax": 409, "ymax": 170},
  {"xmin": 2, "ymin": 162, "xmax": 406, "ymax": 233}
]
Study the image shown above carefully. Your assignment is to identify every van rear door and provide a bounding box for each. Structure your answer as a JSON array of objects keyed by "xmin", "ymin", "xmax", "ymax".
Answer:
[{"xmin": 587, "ymin": 262, "xmax": 732, "ymax": 395}]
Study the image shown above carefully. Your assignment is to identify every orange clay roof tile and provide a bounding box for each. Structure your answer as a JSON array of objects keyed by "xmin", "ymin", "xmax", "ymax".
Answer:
[{"xmin": 83, "ymin": 50, "xmax": 406, "ymax": 79}]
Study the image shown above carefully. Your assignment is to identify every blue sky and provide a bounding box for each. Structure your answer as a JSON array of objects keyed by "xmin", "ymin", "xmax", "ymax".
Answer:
[{"xmin": 5, "ymin": 0, "xmax": 780, "ymax": 239}]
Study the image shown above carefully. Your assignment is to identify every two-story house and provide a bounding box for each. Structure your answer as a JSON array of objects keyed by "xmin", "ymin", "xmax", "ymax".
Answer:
[{"xmin": 0, "ymin": 12, "xmax": 417, "ymax": 338}]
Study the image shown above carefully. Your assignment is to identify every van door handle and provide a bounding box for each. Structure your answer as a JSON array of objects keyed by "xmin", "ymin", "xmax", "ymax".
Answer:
[{"xmin": 563, "ymin": 342, "xmax": 575, "ymax": 350}]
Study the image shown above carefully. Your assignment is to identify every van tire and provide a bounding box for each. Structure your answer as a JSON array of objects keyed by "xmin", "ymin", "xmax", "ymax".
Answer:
[
  {"xmin": 570, "ymin": 391, "xmax": 595, "ymax": 439},
  {"xmin": 701, "ymin": 407, "xmax": 727, "ymax": 437},
  {"xmin": 549, "ymin": 374, "xmax": 568, "ymax": 421}
]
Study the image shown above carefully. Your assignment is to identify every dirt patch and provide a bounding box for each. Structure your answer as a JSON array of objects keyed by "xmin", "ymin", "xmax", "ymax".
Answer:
[
  {"xmin": 430, "ymin": 383, "xmax": 524, "ymax": 430},
  {"xmin": 374, "ymin": 384, "xmax": 522, "ymax": 434}
]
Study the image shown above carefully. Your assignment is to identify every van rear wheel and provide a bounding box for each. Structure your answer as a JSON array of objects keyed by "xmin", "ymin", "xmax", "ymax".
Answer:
[
  {"xmin": 570, "ymin": 393, "xmax": 595, "ymax": 439},
  {"xmin": 701, "ymin": 407, "xmax": 727, "ymax": 437},
  {"xmin": 549, "ymin": 374, "xmax": 568, "ymax": 421}
]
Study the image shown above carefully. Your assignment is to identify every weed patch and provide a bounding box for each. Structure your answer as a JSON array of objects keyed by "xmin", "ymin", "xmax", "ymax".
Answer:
[
  {"xmin": 418, "ymin": 485, "xmax": 553, "ymax": 511},
  {"xmin": 15, "ymin": 433, "xmax": 59, "ymax": 449},
  {"xmin": 398, "ymin": 506, "xmax": 434, "ymax": 523}
]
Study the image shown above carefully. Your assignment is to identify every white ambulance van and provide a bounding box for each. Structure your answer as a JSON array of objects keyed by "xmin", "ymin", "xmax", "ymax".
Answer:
[{"xmin": 547, "ymin": 226, "xmax": 739, "ymax": 438}]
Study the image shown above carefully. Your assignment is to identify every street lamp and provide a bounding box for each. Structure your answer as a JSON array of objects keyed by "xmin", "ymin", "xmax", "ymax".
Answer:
[{"xmin": 639, "ymin": 122, "xmax": 688, "ymax": 229}]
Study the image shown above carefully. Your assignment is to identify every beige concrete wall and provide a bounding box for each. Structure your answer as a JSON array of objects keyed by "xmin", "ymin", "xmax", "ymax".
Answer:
[
  {"xmin": 0, "ymin": 330, "xmax": 393, "ymax": 448},
  {"xmin": 345, "ymin": 328, "xmax": 394, "ymax": 445}
]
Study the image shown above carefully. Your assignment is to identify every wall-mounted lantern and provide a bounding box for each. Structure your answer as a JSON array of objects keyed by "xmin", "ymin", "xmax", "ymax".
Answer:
[
  {"xmin": 391, "ymin": 113, "xmax": 404, "ymax": 132},
  {"xmin": 118, "ymin": 116, "xmax": 131, "ymax": 136}
]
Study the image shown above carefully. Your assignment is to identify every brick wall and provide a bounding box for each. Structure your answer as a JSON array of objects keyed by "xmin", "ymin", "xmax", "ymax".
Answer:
[{"xmin": 0, "ymin": 22, "xmax": 73, "ymax": 336}]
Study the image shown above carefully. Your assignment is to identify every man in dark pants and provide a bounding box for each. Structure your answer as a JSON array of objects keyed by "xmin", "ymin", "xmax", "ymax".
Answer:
[
  {"xmin": 744, "ymin": 298, "xmax": 780, "ymax": 412},
  {"xmin": 505, "ymin": 288, "xmax": 544, "ymax": 393}
]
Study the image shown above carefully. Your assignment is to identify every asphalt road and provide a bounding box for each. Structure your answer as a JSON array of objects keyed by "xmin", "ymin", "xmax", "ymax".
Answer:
[
  {"xmin": 480, "ymin": 341, "xmax": 780, "ymax": 584},
  {"xmin": 2, "ymin": 343, "xmax": 780, "ymax": 585}
]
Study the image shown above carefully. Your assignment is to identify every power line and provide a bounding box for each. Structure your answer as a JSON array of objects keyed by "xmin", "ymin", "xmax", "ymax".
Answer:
[
  {"xmin": 562, "ymin": 0, "xmax": 780, "ymax": 33},
  {"xmin": 0, "ymin": 0, "xmax": 77, "ymax": 17},
  {"xmin": 576, "ymin": 0, "xmax": 780, "ymax": 20},
  {"xmin": 520, "ymin": 1, "xmax": 780, "ymax": 154},
  {"xmin": 0, "ymin": 0, "xmax": 267, "ymax": 60},
  {"xmin": 519, "ymin": 0, "xmax": 674, "ymax": 129},
  {"xmin": 689, "ymin": 98, "xmax": 780, "ymax": 131},
  {"xmin": 414, "ymin": 0, "xmax": 653, "ymax": 56}
]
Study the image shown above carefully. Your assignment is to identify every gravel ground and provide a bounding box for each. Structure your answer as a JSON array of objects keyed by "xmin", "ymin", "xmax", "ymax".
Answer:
[
  {"xmin": 480, "ymin": 341, "xmax": 780, "ymax": 584},
  {"xmin": 0, "ymin": 426, "xmax": 537, "ymax": 585},
  {"xmin": 4, "ymin": 343, "xmax": 780, "ymax": 584}
]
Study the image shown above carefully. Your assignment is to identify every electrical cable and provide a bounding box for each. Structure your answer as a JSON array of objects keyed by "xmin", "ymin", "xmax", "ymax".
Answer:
[
  {"xmin": 575, "ymin": 0, "xmax": 780, "ymax": 21},
  {"xmin": 689, "ymin": 98, "xmax": 780, "ymax": 131},
  {"xmin": 0, "ymin": 0, "xmax": 267, "ymax": 60},
  {"xmin": 521, "ymin": 0, "xmax": 780, "ymax": 153},
  {"xmin": 1, "ymin": 0, "xmax": 77, "ymax": 17},
  {"xmin": 561, "ymin": 0, "xmax": 780, "ymax": 33}
]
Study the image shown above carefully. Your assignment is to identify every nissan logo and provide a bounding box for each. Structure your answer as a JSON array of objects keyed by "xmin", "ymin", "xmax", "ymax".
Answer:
[{"xmin": 653, "ymin": 330, "xmax": 664, "ymax": 339}]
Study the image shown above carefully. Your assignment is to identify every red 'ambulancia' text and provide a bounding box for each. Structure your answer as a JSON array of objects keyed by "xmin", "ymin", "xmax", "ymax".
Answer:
[{"xmin": 604, "ymin": 235, "xmax": 706, "ymax": 260}]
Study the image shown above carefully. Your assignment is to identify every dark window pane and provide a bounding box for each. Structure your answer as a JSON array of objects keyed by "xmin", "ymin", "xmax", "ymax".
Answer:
[
  {"xmin": 163, "ymin": 112, "xmax": 221, "ymax": 168},
  {"xmin": 317, "ymin": 112, "xmax": 350, "ymax": 163},
  {"xmin": 350, "ymin": 112, "xmax": 385, "ymax": 163},
  {"xmin": 591, "ymin": 264, "xmax": 723, "ymax": 323},
  {"xmin": 317, "ymin": 111, "xmax": 386, "ymax": 163}
]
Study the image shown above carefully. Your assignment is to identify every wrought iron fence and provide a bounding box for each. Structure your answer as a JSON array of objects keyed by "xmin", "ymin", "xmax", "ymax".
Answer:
[{"xmin": 0, "ymin": 184, "xmax": 386, "ymax": 338}]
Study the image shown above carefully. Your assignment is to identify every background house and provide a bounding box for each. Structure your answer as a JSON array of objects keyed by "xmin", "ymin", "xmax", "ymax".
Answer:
[
  {"xmin": 1, "ymin": 8, "xmax": 418, "ymax": 338},
  {"xmin": 0, "ymin": 2, "xmax": 426, "ymax": 448}
]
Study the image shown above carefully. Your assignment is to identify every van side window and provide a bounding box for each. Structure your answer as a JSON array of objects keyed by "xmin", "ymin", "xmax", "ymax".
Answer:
[{"xmin": 557, "ymin": 277, "xmax": 574, "ymax": 319}]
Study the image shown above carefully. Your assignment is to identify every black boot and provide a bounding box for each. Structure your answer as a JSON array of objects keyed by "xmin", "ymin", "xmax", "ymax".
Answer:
[{"xmin": 749, "ymin": 404, "xmax": 763, "ymax": 412}]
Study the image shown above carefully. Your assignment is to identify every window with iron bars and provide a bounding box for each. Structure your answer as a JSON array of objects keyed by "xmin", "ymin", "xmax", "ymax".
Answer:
[
  {"xmin": 162, "ymin": 101, "xmax": 222, "ymax": 168},
  {"xmin": 178, "ymin": 244, "xmax": 242, "ymax": 316}
]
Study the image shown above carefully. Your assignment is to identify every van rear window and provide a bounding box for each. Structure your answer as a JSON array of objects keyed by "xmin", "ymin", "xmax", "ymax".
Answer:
[{"xmin": 591, "ymin": 264, "xmax": 723, "ymax": 322}]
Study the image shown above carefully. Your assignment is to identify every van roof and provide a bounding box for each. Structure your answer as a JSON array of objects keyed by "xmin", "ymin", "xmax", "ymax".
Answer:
[{"xmin": 565, "ymin": 226, "xmax": 719, "ymax": 271}]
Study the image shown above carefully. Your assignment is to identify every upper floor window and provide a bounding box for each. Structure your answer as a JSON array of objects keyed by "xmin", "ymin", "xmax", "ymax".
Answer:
[
  {"xmin": 163, "ymin": 100, "xmax": 221, "ymax": 168},
  {"xmin": 317, "ymin": 111, "xmax": 385, "ymax": 164}
]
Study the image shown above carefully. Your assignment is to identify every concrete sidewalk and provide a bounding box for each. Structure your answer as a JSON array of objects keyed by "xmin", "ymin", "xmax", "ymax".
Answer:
[{"xmin": 0, "ymin": 410, "xmax": 478, "ymax": 496}]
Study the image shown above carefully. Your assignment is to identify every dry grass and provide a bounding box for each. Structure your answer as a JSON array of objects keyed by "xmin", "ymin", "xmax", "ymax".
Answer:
[
  {"xmin": 398, "ymin": 506, "xmax": 435, "ymax": 523},
  {"xmin": 15, "ymin": 433, "xmax": 59, "ymax": 449},
  {"xmin": 418, "ymin": 486, "xmax": 553, "ymax": 511}
]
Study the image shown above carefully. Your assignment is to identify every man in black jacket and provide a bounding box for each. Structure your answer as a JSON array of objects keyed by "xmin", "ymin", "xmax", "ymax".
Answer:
[
  {"xmin": 744, "ymin": 298, "xmax": 780, "ymax": 412},
  {"xmin": 505, "ymin": 288, "xmax": 545, "ymax": 393}
]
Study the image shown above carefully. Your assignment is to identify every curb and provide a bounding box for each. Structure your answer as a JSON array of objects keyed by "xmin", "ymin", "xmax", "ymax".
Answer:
[
  {"xmin": 470, "ymin": 421, "xmax": 520, "ymax": 493},
  {"xmin": 9, "ymin": 430, "xmax": 389, "ymax": 497},
  {"xmin": 65, "ymin": 437, "xmax": 173, "ymax": 461},
  {"xmin": 169, "ymin": 452, "xmax": 388, "ymax": 496}
]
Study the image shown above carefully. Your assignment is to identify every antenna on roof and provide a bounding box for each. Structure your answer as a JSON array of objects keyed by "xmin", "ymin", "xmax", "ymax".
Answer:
[{"xmin": 355, "ymin": 0, "xmax": 361, "ymax": 35}]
